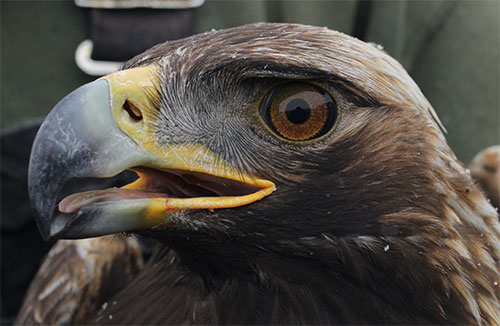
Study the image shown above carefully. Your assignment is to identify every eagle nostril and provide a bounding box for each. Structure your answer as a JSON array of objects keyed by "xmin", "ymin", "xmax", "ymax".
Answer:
[{"xmin": 122, "ymin": 100, "xmax": 143, "ymax": 121}]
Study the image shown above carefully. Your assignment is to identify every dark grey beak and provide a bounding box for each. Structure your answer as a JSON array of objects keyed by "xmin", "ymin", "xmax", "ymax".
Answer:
[{"xmin": 28, "ymin": 79, "xmax": 150, "ymax": 240}]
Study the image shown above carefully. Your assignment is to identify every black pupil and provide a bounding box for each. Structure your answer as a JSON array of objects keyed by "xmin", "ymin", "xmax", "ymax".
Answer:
[{"xmin": 285, "ymin": 98, "xmax": 311, "ymax": 124}]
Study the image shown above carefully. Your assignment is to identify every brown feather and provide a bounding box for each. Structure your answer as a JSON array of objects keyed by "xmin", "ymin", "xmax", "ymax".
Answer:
[{"xmin": 15, "ymin": 235, "xmax": 143, "ymax": 325}]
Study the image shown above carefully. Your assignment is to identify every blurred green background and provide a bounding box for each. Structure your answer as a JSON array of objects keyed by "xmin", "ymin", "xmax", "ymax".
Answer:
[{"xmin": 1, "ymin": 0, "xmax": 499, "ymax": 163}]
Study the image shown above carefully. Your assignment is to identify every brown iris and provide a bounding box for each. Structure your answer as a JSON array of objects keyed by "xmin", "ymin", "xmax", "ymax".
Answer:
[{"xmin": 259, "ymin": 82, "xmax": 338, "ymax": 141}]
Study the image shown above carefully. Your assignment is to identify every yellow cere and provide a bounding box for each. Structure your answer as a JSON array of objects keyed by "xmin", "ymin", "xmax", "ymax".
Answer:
[
  {"xmin": 101, "ymin": 65, "xmax": 162, "ymax": 142},
  {"xmin": 101, "ymin": 66, "xmax": 276, "ymax": 219}
]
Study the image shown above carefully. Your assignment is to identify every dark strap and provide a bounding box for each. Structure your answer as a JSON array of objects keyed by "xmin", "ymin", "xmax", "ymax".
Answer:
[
  {"xmin": 352, "ymin": 0, "xmax": 373, "ymax": 41},
  {"xmin": 89, "ymin": 8, "xmax": 194, "ymax": 62}
]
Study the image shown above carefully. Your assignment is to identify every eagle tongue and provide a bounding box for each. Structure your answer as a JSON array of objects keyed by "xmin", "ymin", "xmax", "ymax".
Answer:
[{"xmin": 58, "ymin": 188, "xmax": 169, "ymax": 214}]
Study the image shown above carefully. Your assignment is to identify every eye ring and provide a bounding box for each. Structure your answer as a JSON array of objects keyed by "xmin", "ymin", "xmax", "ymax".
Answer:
[{"xmin": 258, "ymin": 82, "xmax": 340, "ymax": 143}]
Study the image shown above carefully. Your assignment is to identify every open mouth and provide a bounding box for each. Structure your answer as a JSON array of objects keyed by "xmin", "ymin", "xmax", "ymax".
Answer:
[
  {"xmin": 28, "ymin": 67, "xmax": 277, "ymax": 240},
  {"xmin": 59, "ymin": 167, "xmax": 274, "ymax": 214}
]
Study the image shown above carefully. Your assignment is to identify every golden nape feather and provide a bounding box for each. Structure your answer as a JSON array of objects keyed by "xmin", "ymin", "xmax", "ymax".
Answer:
[
  {"xmin": 15, "ymin": 235, "xmax": 142, "ymax": 325},
  {"xmin": 470, "ymin": 145, "xmax": 500, "ymax": 210}
]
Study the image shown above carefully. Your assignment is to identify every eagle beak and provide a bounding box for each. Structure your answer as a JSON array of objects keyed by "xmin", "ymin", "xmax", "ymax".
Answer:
[{"xmin": 29, "ymin": 66, "xmax": 275, "ymax": 241}]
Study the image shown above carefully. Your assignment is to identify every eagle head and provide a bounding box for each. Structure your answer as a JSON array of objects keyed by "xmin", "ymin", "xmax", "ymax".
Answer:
[{"xmin": 28, "ymin": 23, "xmax": 500, "ymax": 324}]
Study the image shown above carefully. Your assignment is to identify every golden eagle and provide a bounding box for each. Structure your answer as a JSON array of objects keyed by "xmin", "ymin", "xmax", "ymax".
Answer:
[{"xmin": 19, "ymin": 23, "xmax": 500, "ymax": 325}]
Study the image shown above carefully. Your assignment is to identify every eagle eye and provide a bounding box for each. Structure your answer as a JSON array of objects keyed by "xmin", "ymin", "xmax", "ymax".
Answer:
[{"xmin": 259, "ymin": 82, "xmax": 339, "ymax": 142}]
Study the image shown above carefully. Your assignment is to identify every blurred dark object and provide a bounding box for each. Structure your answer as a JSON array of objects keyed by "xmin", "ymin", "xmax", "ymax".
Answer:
[
  {"xmin": 89, "ymin": 8, "xmax": 194, "ymax": 62},
  {"xmin": 1, "ymin": 121, "xmax": 53, "ymax": 326}
]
